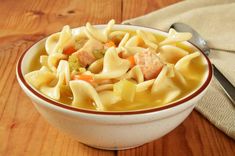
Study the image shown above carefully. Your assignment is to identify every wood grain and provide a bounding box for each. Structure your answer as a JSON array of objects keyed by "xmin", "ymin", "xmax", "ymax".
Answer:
[{"xmin": 0, "ymin": 0, "xmax": 234, "ymax": 156}]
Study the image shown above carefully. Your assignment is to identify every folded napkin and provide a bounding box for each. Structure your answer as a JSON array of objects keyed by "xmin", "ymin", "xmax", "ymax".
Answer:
[{"xmin": 123, "ymin": 0, "xmax": 235, "ymax": 139}]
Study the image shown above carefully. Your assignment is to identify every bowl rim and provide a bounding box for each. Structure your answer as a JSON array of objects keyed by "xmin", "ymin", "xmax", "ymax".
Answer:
[{"xmin": 16, "ymin": 24, "xmax": 213, "ymax": 115}]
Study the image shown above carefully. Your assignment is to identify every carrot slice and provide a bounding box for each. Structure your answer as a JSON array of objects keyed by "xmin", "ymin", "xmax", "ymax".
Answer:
[
  {"xmin": 104, "ymin": 41, "xmax": 116, "ymax": 48},
  {"xmin": 72, "ymin": 74, "xmax": 94, "ymax": 83},
  {"xmin": 63, "ymin": 46, "xmax": 76, "ymax": 55},
  {"xmin": 127, "ymin": 55, "xmax": 136, "ymax": 68}
]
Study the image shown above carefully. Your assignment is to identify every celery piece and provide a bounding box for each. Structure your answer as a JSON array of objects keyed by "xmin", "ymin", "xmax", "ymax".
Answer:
[
  {"xmin": 92, "ymin": 49, "xmax": 104, "ymax": 59},
  {"xmin": 75, "ymin": 39, "xmax": 87, "ymax": 50},
  {"xmin": 113, "ymin": 79, "xmax": 136, "ymax": 102},
  {"xmin": 68, "ymin": 55, "xmax": 81, "ymax": 71},
  {"xmin": 78, "ymin": 68, "xmax": 86, "ymax": 73}
]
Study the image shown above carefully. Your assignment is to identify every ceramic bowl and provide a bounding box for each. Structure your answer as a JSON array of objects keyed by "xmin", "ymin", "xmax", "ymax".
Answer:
[{"xmin": 16, "ymin": 24, "xmax": 212, "ymax": 150}]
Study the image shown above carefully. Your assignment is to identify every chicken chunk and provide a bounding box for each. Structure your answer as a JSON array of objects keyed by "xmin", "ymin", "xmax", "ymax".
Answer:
[
  {"xmin": 75, "ymin": 50, "xmax": 95, "ymax": 67},
  {"xmin": 134, "ymin": 49, "xmax": 163, "ymax": 80},
  {"xmin": 73, "ymin": 39, "xmax": 103, "ymax": 67}
]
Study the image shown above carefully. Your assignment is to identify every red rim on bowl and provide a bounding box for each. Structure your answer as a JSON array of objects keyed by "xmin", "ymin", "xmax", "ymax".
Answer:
[{"xmin": 16, "ymin": 25, "xmax": 213, "ymax": 115}]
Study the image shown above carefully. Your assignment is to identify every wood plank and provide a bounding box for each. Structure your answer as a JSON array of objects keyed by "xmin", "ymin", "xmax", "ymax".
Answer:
[
  {"xmin": 0, "ymin": 0, "xmax": 121, "ymax": 155},
  {"xmin": 0, "ymin": 0, "xmax": 122, "ymax": 47},
  {"xmin": 118, "ymin": 111, "xmax": 235, "ymax": 156}
]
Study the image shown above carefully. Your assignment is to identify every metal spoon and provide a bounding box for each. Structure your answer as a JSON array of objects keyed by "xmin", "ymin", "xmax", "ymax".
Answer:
[{"xmin": 170, "ymin": 23, "xmax": 235, "ymax": 105}]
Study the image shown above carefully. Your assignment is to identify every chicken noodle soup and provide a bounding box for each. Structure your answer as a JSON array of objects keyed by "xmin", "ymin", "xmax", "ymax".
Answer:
[{"xmin": 25, "ymin": 20, "xmax": 206, "ymax": 111}]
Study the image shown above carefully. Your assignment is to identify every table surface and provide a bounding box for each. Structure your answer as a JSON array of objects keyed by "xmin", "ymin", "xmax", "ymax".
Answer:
[{"xmin": 0, "ymin": 0, "xmax": 234, "ymax": 155}]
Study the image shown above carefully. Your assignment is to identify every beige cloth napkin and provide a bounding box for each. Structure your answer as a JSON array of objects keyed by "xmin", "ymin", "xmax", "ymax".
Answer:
[{"xmin": 123, "ymin": 0, "xmax": 235, "ymax": 139}]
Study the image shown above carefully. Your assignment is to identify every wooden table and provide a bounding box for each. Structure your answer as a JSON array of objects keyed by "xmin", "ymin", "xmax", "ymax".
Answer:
[{"xmin": 0, "ymin": 0, "xmax": 234, "ymax": 155}]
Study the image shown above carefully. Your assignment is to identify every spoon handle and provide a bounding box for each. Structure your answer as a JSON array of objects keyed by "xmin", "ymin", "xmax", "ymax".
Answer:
[{"xmin": 213, "ymin": 64, "xmax": 235, "ymax": 105}]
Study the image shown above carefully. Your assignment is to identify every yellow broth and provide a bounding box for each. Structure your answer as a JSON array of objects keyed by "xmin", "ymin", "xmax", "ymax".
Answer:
[{"xmin": 28, "ymin": 29, "xmax": 207, "ymax": 112}]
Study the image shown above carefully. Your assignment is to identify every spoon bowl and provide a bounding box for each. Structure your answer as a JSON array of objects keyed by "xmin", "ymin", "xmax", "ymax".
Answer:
[{"xmin": 170, "ymin": 23, "xmax": 210, "ymax": 56}]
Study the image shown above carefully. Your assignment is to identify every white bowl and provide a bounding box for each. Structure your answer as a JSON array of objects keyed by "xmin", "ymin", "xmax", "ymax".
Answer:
[{"xmin": 16, "ymin": 25, "xmax": 212, "ymax": 150}]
